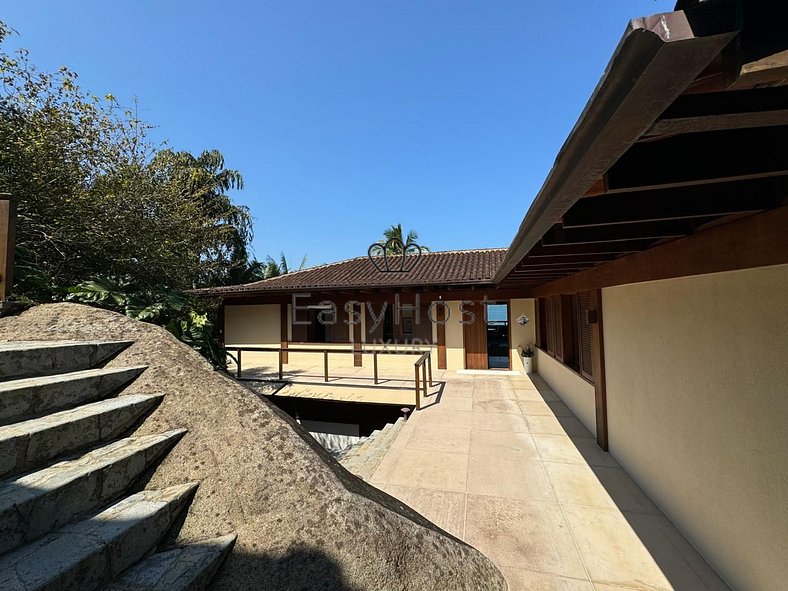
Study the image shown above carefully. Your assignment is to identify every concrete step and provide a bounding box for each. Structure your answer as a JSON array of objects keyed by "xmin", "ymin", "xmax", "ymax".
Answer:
[
  {"xmin": 102, "ymin": 534, "xmax": 237, "ymax": 591},
  {"xmin": 331, "ymin": 436, "xmax": 367, "ymax": 461},
  {"xmin": 0, "ymin": 394, "xmax": 164, "ymax": 479},
  {"xmin": 0, "ymin": 366, "xmax": 148, "ymax": 425},
  {"xmin": 341, "ymin": 424, "xmax": 391, "ymax": 472},
  {"xmin": 357, "ymin": 418, "xmax": 406, "ymax": 480},
  {"xmin": 0, "ymin": 341, "xmax": 133, "ymax": 381},
  {"xmin": 342, "ymin": 418, "xmax": 406, "ymax": 480},
  {"xmin": 0, "ymin": 483, "xmax": 198, "ymax": 591},
  {"xmin": 0, "ymin": 429, "xmax": 186, "ymax": 555}
]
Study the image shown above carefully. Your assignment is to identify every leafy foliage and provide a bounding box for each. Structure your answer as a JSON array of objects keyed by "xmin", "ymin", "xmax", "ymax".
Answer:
[
  {"xmin": 0, "ymin": 21, "xmax": 254, "ymax": 292},
  {"xmin": 67, "ymin": 276, "xmax": 226, "ymax": 368},
  {"xmin": 0, "ymin": 21, "xmax": 268, "ymax": 368},
  {"xmin": 381, "ymin": 224, "xmax": 429, "ymax": 254},
  {"xmin": 263, "ymin": 253, "xmax": 308, "ymax": 278}
]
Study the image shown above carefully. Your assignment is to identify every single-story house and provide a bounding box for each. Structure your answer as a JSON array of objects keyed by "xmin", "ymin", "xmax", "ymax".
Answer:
[{"xmin": 196, "ymin": 0, "xmax": 788, "ymax": 589}]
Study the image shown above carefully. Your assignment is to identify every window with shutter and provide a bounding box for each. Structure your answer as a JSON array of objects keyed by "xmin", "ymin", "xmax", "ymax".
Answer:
[
  {"xmin": 536, "ymin": 298, "xmax": 547, "ymax": 349},
  {"xmin": 545, "ymin": 296, "xmax": 556, "ymax": 355},
  {"xmin": 577, "ymin": 291, "xmax": 594, "ymax": 382}
]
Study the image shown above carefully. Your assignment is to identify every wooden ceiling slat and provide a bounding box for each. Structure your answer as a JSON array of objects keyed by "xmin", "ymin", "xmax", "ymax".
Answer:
[
  {"xmin": 563, "ymin": 178, "xmax": 779, "ymax": 229},
  {"xmin": 645, "ymin": 87, "xmax": 788, "ymax": 137},
  {"xmin": 518, "ymin": 254, "xmax": 618, "ymax": 266},
  {"xmin": 530, "ymin": 240, "xmax": 651, "ymax": 257},
  {"xmin": 542, "ymin": 219, "xmax": 706, "ymax": 246},
  {"xmin": 606, "ymin": 125, "xmax": 788, "ymax": 194}
]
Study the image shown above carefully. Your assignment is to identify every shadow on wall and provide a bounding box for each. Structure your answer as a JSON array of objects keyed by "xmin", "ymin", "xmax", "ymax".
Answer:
[{"xmin": 528, "ymin": 373, "xmax": 730, "ymax": 590}]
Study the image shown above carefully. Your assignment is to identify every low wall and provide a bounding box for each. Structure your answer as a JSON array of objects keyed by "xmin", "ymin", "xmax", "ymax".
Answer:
[{"xmin": 535, "ymin": 350, "xmax": 596, "ymax": 437}]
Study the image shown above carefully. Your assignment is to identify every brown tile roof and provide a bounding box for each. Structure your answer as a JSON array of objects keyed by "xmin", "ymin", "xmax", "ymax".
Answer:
[{"xmin": 195, "ymin": 248, "xmax": 507, "ymax": 295}]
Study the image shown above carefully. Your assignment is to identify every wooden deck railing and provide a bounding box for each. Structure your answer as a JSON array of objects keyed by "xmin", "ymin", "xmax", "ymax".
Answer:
[
  {"xmin": 225, "ymin": 345, "xmax": 435, "ymax": 409},
  {"xmin": 413, "ymin": 350, "xmax": 434, "ymax": 410}
]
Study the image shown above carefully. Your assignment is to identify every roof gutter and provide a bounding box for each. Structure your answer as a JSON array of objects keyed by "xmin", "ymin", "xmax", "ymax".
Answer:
[{"xmin": 492, "ymin": 7, "xmax": 739, "ymax": 284}]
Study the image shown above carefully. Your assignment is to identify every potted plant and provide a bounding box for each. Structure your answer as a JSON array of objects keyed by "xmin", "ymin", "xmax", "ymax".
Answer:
[{"xmin": 522, "ymin": 344, "xmax": 535, "ymax": 374}]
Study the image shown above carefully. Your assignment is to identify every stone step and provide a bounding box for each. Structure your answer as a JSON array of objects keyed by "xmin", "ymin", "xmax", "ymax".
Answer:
[
  {"xmin": 102, "ymin": 534, "xmax": 237, "ymax": 591},
  {"xmin": 0, "ymin": 341, "xmax": 133, "ymax": 381},
  {"xmin": 0, "ymin": 483, "xmax": 198, "ymax": 591},
  {"xmin": 0, "ymin": 394, "xmax": 164, "ymax": 479},
  {"xmin": 353, "ymin": 418, "xmax": 406, "ymax": 480},
  {"xmin": 0, "ymin": 429, "xmax": 187, "ymax": 555},
  {"xmin": 332, "ymin": 436, "xmax": 368, "ymax": 462},
  {"xmin": 0, "ymin": 366, "xmax": 148, "ymax": 426},
  {"xmin": 341, "ymin": 424, "xmax": 392, "ymax": 472}
]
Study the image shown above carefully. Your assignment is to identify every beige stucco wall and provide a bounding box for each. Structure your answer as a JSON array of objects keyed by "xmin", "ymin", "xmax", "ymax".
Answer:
[
  {"xmin": 224, "ymin": 304, "xmax": 280, "ymax": 346},
  {"xmin": 444, "ymin": 300, "xmax": 465, "ymax": 370},
  {"xmin": 535, "ymin": 349, "xmax": 596, "ymax": 436},
  {"xmin": 602, "ymin": 264, "xmax": 788, "ymax": 591},
  {"xmin": 509, "ymin": 298, "xmax": 535, "ymax": 372}
]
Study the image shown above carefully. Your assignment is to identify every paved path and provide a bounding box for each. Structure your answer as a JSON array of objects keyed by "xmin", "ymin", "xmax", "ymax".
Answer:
[{"xmin": 369, "ymin": 372, "xmax": 731, "ymax": 591}]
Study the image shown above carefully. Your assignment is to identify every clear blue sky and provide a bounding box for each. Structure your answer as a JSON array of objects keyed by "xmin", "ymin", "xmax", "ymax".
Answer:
[{"xmin": 5, "ymin": 0, "xmax": 674, "ymax": 267}]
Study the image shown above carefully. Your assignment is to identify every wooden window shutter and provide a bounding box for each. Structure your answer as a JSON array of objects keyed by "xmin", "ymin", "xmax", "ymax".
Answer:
[
  {"xmin": 577, "ymin": 291, "xmax": 594, "ymax": 381},
  {"xmin": 553, "ymin": 295, "xmax": 564, "ymax": 360},
  {"xmin": 545, "ymin": 296, "xmax": 556, "ymax": 356},
  {"xmin": 536, "ymin": 298, "xmax": 547, "ymax": 349}
]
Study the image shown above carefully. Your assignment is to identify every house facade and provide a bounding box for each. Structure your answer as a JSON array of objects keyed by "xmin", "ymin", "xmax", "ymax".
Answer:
[
  {"xmin": 197, "ymin": 1, "xmax": 788, "ymax": 589},
  {"xmin": 205, "ymin": 249, "xmax": 537, "ymax": 373}
]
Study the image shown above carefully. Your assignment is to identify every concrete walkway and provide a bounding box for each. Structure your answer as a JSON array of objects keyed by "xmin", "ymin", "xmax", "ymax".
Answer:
[{"xmin": 368, "ymin": 373, "xmax": 730, "ymax": 591}]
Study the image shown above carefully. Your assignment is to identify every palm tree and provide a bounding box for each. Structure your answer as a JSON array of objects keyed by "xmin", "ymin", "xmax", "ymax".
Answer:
[
  {"xmin": 264, "ymin": 253, "xmax": 308, "ymax": 278},
  {"xmin": 381, "ymin": 224, "xmax": 429, "ymax": 254}
]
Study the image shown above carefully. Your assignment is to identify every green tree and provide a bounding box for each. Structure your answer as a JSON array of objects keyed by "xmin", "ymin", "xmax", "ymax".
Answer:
[
  {"xmin": 380, "ymin": 224, "xmax": 428, "ymax": 254},
  {"xmin": 0, "ymin": 21, "xmax": 259, "ymax": 368},
  {"xmin": 0, "ymin": 21, "xmax": 253, "ymax": 293},
  {"xmin": 264, "ymin": 253, "xmax": 308, "ymax": 278}
]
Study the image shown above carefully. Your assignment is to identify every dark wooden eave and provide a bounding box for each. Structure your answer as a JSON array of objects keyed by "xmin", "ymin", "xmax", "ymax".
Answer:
[
  {"xmin": 493, "ymin": 6, "xmax": 739, "ymax": 285},
  {"xmin": 496, "ymin": 1, "xmax": 788, "ymax": 290}
]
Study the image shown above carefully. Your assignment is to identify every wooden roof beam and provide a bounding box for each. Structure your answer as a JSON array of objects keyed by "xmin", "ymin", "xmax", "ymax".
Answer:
[
  {"xmin": 542, "ymin": 219, "xmax": 706, "ymax": 246},
  {"xmin": 606, "ymin": 125, "xmax": 788, "ymax": 194},
  {"xmin": 645, "ymin": 87, "xmax": 788, "ymax": 137},
  {"xmin": 563, "ymin": 178, "xmax": 780, "ymax": 229},
  {"xmin": 518, "ymin": 253, "xmax": 619, "ymax": 266},
  {"xmin": 530, "ymin": 239, "xmax": 651, "ymax": 257}
]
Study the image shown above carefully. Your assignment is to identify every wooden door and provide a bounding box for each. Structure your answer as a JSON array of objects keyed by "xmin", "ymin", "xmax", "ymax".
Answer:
[{"xmin": 463, "ymin": 302, "xmax": 487, "ymax": 369}]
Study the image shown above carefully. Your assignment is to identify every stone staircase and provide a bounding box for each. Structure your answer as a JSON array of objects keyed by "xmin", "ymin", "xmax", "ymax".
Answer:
[
  {"xmin": 338, "ymin": 417, "xmax": 406, "ymax": 480},
  {"xmin": 0, "ymin": 340, "xmax": 236, "ymax": 591}
]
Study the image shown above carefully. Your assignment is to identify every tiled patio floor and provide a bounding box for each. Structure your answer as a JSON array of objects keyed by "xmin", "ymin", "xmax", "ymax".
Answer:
[{"xmin": 368, "ymin": 373, "xmax": 731, "ymax": 591}]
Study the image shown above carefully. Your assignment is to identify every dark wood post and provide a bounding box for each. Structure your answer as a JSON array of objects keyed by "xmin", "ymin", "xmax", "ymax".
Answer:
[
  {"xmin": 436, "ymin": 302, "xmax": 447, "ymax": 369},
  {"xmin": 414, "ymin": 364, "xmax": 421, "ymax": 410},
  {"xmin": 0, "ymin": 194, "xmax": 17, "ymax": 300},
  {"xmin": 353, "ymin": 302, "xmax": 363, "ymax": 367},
  {"xmin": 236, "ymin": 349, "xmax": 242, "ymax": 379},
  {"xmin": 590, "ymin": 289, "xmax": 608, "ymax": 450},
  {"xmin": 422, "ymin": 362, "xmax": 427, "ymax": 396},
  {"xmin": 278, "ymin": 348, "xmax": 283, "ymax": 380},
  {"xmin": 280, "ymin": 304, "xmax": 289, "ymax": 364},
  {"xmin": 373, "ymin": 350, "xmax": 379, "ymax": 385},
  {"xmin": 323, "ymin": 350, "xmax": 329, "ymax": 382},
  {"xmin": 427, "ymin": 353, "xmax": 433, "ymax": 387}
]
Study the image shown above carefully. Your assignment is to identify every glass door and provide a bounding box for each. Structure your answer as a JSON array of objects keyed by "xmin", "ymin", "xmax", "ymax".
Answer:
[{"xmin": 486, "ymin": 303, "xmax": 510, "ymax": 369}]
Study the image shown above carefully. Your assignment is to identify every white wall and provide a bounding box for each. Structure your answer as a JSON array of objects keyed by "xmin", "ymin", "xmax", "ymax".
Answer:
[
  {"xmin": 535, "ymin": 350, "xmax": 596, "ymax": 436},
  {"xmin": 224, "ymin": 304, "xmax": 280, "ymax": 346},
  {"xmin": 602, "ymin": 264, "xmax": 788, "ymax": 591},
  {"xmin": 444, "ymin": 300, "xmax": 465, "ymax": 370},
  {"xmin": 510, "ymin": 298, "xmax": 535, "ymax": 372}
]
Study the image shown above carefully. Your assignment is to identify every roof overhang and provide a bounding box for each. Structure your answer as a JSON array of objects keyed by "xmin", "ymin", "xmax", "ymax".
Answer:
[{"xmin": 493, "ymin": 4, "xmax": 743, "ymax": 285}]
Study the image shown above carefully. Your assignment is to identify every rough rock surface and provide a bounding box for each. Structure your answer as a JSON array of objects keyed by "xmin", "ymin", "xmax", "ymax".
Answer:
[{"xmin": 0, "ymin": 303, "xmax": 507, "ymax": 591}]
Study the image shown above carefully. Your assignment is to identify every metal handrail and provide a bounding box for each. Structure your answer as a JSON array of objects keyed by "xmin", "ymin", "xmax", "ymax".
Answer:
[
  {"xmin": 226, "ymin": 346, "xmax": 434, "ymax": 408},
  {"xmin": 413, "ymin": 350, "xmax": 434, "ymax": 410}
]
